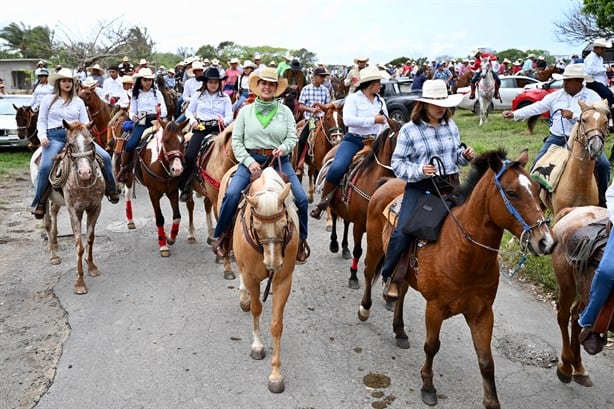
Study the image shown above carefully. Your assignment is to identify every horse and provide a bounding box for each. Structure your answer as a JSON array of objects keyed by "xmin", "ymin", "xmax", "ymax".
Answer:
[
  {"xmin": 330, "ymin": 76, "xmax": 348, "ymax": 100},
  {"xmin": 133, "ymin": 118, "xmax": 190, "ymax": 256},
  {"xmin": 228, "ymin": 166, "xmax": 299, "ymax": 394},
  {"xmin": 540, "ymin": 99, "xmax": 609, "ymax": 218},
  {"xmin": 156, "ymin": 75, "xmax": 177, "ymax": 120},
  {"xmin": 549, "ymin": 205, "xmax": 614, "ymax": 387},
  {"xmin": 534, "ymin": 65, "xmax": 563, "ymax": 82},
  {"xmin": 77, "ymin": 84, "xmax": 111, "ymax": 149},
  {"xmin": 317, "ymin": 120, "xmax": 400, "ymax": 288},
  {"xmin": 30, "ymin": 121, "xmax": 106, "ymax": 294},
  {"xmin": 357, "ymin": 149, "xmax": 556, "ymax": 409},
  {"xmin": 478, "ymin": 59, "xmax": 495, "ymax": 126},
  {"xmin": 456, "ymin": 70, "xmax": 473, "ymax": 89},
  {"xmin": 14, "ymin": 105, "xmax": 40, "ymax": 148}
]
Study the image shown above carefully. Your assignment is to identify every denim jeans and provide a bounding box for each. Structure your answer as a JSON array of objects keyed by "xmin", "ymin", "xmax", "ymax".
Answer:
[
  {"xmin": 125, "ymin": 117, "xmax": 156, "ymax": 152},
  {"xmin": 214, "ymin": 154, "xmax": 308, "ymax": 240},
  {"xmin": 325, "ymin": 133, "xmax": 364, "ymax": 185},
  {"xmin": 232, "ymin": 91, "xmax": 249, "ymax": 112},
  {"xmin": 586, "ymin": 81, "xmax": 614, "ymax": 108},
  {"xmin": 579, "ymin": 227, "xmax": 614, "ymax": 327},
  {"xmin": 32, "ymin": 128, "xmax": 117, "ymax": 207}
]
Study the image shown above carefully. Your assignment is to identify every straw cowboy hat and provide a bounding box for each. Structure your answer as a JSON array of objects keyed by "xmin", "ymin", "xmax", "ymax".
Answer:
[
  {"xmin": 354, "ymin": 57, "xmax": 369, "ymax": 64},
  {"xmin": 49, "ymin": 68, "xmax": 77, "ymax": 86},
  {"xmin": 211, "ymin": 58, "xmax": 220, "ymax": 66},
  {"xmin": 187, "ymin": 61, "xmax": 206, "ymax": 76},
  {"xmin": 122, "ymin": 56, "xmax": 130, "ymax": 62},
  {"xmin": 502, "ymin": 58, "xmax": 511, "ymax": 64},
  {"xmin": 248, "ymin": 66, "xmax": 288, "ymax": 97},
  {"xmin": 284, "ymin": 53, "xmax": 293, "ymax": 61},
  {"xmin": 80, "ymin": 78, "xmax": 99, "ymax": 88},
  {"xmin": 527, "ymin": 54, "xmax": 536, "ymax": 59},
  {"xmin": 133, "ymin": 67, "xmax": 155, "ymax": 79},
  {"xmin": 357, "ymin": 66, "xmax": 388, "ymax": 85},
  {"xmin": 416, "ymin": 79, "xmax": 464, "ymax": 108},
  {"xmin": 242, "ymin": 59, "xmax": 257, "ymax": 69},
  {"xmin": 589, "ymin": 38, "xmax": 612, "ymax": 49},
  {"xmin": 138, "ymin": 58, "xmax": 148, "ymax": 65},
  {"xmin": 86, "ymin": 64, "xmax": 104, "ymax": 75},
  {"xmin": 36, "ymin": 68, "xmax": 49, "ymax": 77},
  {"xmin": 229, "ymin": 57, "xmax": 240, "ymax": 64},
  {"xmin": 551, "ymin": 63, "xmax": 593, "ymax": 82},
  {"xmin": 121, "ymin": 75, "xmax": 134, "ymax": 84}
]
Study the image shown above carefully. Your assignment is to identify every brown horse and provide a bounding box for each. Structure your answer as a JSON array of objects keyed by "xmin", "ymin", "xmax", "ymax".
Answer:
[
  {"xmin": 357, "ymin": 149, "xmax": 556, "ymax": 409},
  {"xmin": 78, "ymin": 85, "xmax": 111, "ymax": 149},
  {"xmin": 229, "ymin": 167, "xmax": 299, "ymax": 394},
  {"xmin": 156, "ymin": 75, "xmax": 177, "ymax": 120},
  {"xmin": 550, "ymin": 205, "xmax": 613, "ymax": 387},
  {"xmin": 456, "ymin": 70, "xmax": 473, "ymax": 88},
  {"xmin": 330, "ymin": 76, "xmax": 348, "ymax": 100},
  {"xmin": 30, "ymin": 121, "xmax": 105, "ymax": 294},
  {"xmin": 14, "ymin": 105, "xmax": 40, "ymax": 148},
  {"xmin": 134, "ymin": 118, "xmax": 190, "ymax": 256},
  {"xmin": 535, "ymin": 65, "xmax": 563, "ymax": 82},
  {"xmin": 318, "ymin": 121, "xmax": 400, "ymax": 288},
  {"xmin": 540, "ymin": 99, "xmax": 609, "ymax": 217}
]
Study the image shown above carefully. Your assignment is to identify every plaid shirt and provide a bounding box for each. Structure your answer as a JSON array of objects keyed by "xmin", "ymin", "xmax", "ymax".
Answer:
[
  {"xmin": 298, "ymin": 84, "xmax": 331, "ymax": 120},
  {"xmin": 392, "ymin": 119, "xmax": 469, "ymax": 182}
]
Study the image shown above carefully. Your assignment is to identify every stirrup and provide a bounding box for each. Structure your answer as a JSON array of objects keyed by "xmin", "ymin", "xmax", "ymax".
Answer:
[
  {"xmin": 382, "ymin": 278, "xmax": 399, "ymax": 302},
  {"xmin": 310, "ymin": 204, "xmax": 326, "ymax": 220}
]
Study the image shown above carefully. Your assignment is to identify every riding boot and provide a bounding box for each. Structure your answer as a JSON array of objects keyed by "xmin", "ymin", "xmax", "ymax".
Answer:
[
  {"xmin": 310, "ymin": 181, "xmax": 337, "ymax": 220},
  {"xmin": 469, "ymin": 82, "xmax": 476, "ymax": 99},
  {"xmin": 494, "ymin": 81, "xmax": 501, "ymax": 101},
  {"xmin": 212, "ymin": 229, "xmax": 232, "ymax": 258},
  {"xmin": 32, "ymin": 185, "xmax": 51, "ymax": 219},
  {"xmin": 179, "ymin": 172, "xmax": 194, "ymax": 203},
  {"xmin": 116, "ymin": 151, "xmax": 134, "ymax": 183}
]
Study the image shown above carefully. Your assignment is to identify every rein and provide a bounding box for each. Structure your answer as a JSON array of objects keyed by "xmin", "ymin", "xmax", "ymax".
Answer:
[{"xmin": 139, "ymin": 130, "xmax": 185, "ymax": 183}]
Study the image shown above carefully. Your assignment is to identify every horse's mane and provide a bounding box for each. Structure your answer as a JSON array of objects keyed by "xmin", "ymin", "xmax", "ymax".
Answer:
[
  {"xmin": 356, "ymin": 128, "xmax": 396, "ymax": 172},
  {"xmin": 590, "ymin": 98, "xmax": 610, "ymax": 115},
  {"xmin": 457, "ymin": 148, "xmax": 508, "ymax": 201},
  {"xmin": 252, "ymin": 168, "xmax": 298, "ymax": 226}
]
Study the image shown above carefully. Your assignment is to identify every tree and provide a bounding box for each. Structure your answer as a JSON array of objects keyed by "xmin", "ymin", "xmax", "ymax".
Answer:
[
  {"xmin": 0, "ymin": 22, "xmax": 53, "ymax": 59},
  {"xmin": 554, "ymin": 1, "xmax": 614, "ymax": 45},
  {"xmin": 584, "ymin": 0, "xmax": 614, "ymax": 31}
]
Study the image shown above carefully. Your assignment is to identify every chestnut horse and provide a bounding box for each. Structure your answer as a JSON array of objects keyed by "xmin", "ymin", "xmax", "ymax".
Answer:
[
  {"xmin": 550, "ymin": 205, "xmax": 613, "ymax": 387},
  {"xmin": 358, "ymin": 149, "xmax": 556, "ymax": 409},
  {"xmin": 78, "ymin": 85, "xmax": 111, "ymax": 149},
  {"xmin": 133, "ymin": 118, "xmax": 190, "ymax": 256},
  {"xmin": 317, "ymin": 121, "xmax": 400, "ymax": 288},
  {"xmin": 330, "ymin": 76, "xmax": 348, "ymax": 99},
  {"xmin": 540, "ymin": 99, "xmax": 609, "ymax": 218},
  {"xmin": 535, "ymin": 65, "xmax": 563, "ymax": 82},
  {"xmin": 14, "ymin": 105, "xmax": 40, "ymax": 148},
  {"xmin": 456, "ymin": 70, "xmax": 473, "ymax": 88},
  {"xmin": 30, "ymin": 121, "xmax": 105, "ymax": 294},
  {"xmin": 227, "ymin": 167, "xmax": 299, "ymax": 394}
]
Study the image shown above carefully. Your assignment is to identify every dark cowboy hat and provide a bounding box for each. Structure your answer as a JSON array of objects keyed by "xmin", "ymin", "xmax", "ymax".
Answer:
[{"xmin": 202, "ymin": 67, "xmax": 227, "ymax": 81}]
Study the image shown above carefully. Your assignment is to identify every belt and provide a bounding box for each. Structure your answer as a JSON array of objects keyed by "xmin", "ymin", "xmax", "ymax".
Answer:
[
  {"xmin": 197, "ymin": 119, "xmax": 218, "ymax": 127},
  {"xmin": 248, "ymin": 148, "xmax": 275, "ymax": 156},
  {"xmin": 48, "ymin": 126, "xmax": 63, "ymax": 131},
  {"xmin": 145, "ymin": 114, "xmax": 158, "ymax": 119}
]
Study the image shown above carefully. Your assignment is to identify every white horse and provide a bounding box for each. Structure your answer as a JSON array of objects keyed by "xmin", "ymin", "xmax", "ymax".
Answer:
[{"xmin": 478, "ymin": 58, "xmax": 495, "ymax": 126}]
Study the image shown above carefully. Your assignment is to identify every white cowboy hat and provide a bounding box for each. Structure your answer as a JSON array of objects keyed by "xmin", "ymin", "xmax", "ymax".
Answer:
[
  {"xmin": 358, "ymin": 66, "xmax": 389, "ymax": 85},
  {"xmin": 49, "ymin": 68, "xmax": 77, "ymax": 86},
  {"xmin": 284, "ymin": 53, "xmax": 293, "ymax": 61},
  {"xmin": 139, "ymin": 58, "xmax": 148, "ymax": 65},
  {"xmin": 589, "ymin": 38, "xmax": 612, "ymax": 49},
  {"xmin": 242, "ymin": 59, "xmax": 257, "ymax": 69},
  {"xmin": 121, "ymin": 75, "xmax": 134, "ymax": 84},
  {"xmin": 527, "ymin": 54, "xmax": 536, "ymax": 59},
  {"xmin": 211, "ymin": 58, "xmax": 220, "ymax": 65},
  {"xmin": 551, "ymin": 63, "xmax": 593, "ymax": 82},
  {"xmin": 86, "ymin": 64, "xmax": 104, "ymax": 74},
  {"xmin": 353, "ymin": 57, "xmax": 369, "ymax": 64},
  {"xmin": 187, "ymin": 61, "xmax": 206, "ymax": 76},
  {"xmin": 248, "ymin": 67, "xmax": 288, "ymax": 97},
  {"xmin": 229, "ymin": 57, "xmax": 240, "ymax": 64},
  {"xmin": 80, "ymin": 78, "xmax": 99, "ymax": 88},
  {"xmin": 502, "ymin": 58, "xmax": 511, "ymax": 64},
  {"xmin": 133, "ymin": 67, "xmax": 155, "ymax": 79},
  {"xmin": 416, "ymin": 79, "xmax": 464, "ymax": 108},
  {"xmin": 122, "ymin": 56, "xmax": 130, "ymax": 62}
]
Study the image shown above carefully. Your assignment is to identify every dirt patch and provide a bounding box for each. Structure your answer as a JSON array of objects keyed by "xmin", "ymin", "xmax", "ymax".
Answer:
[{"xmin": 0, "ymin": 169, "xmax": 69, "ymax": 409}]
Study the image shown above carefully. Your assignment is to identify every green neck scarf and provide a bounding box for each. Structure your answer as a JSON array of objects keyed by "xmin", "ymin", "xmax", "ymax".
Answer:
[{"xmin": 254, "ymin": 98, "xmax": 278, "ymax": 128}]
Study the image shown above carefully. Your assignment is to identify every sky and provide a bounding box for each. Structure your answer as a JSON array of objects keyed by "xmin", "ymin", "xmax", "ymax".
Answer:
[{"xmin": 0, "ymin": 0, "xmax": 588, "ymax": 65}]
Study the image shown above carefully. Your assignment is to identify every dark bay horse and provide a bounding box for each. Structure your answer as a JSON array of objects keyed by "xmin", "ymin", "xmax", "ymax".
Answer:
[
  {"xmin": 357, "ymin": 149, "xmax": 556, "ymax": 409},
  {"xmin": 14, "ymin": 105, "xmax": 40, "ymax": 148},
  {"xmin": 156, "ymin": 75, "xmax": 177, "ymax": 120},
  {"xmin": 30, "ymin": 121, "xmax": 105, "ymax": 294},
  {"xmin": 550, "ymin": 205, "xmax": 614, "ymax": 387},
  {"xmin": 231, "ymin": 167, "xmax": 299, "ymax": 393},
  {"xmin": 78, "ymin": 85, "xmax": 111, "ymax": 149},
  {"xmin": 330, "ymin": 76, "xmax": 348, "ymax": 99}
]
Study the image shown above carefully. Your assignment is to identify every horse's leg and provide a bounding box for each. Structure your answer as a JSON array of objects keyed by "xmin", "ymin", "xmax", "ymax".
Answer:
[
  {"xmin": 223, "ymin": 254, "xmax": 236, "ymax": 280},
  {"xmin": 358, "ymin": 233, "xmax": 384, "ymax": 322},
  {"xmin": 348, "ymin": 225, "xmax": 363, "ymax": 289},
  {"xmin": 325, "ymin": 208, "xmax": 333, "ymax": 232},
  {"xmin": 166, "ymin": 190, "xmax": 181, "ymax": 246},
  {"xmin": 420, "ymin": 301, "xmax": 444, "ymax": 406},
  {"xmin": 268, "ymin": 272, "xmax": 292, "ymax": 393},
  {"xmin": 47, "ymin": 202, "xmax": 61, "ymax": 265},
  {"xmin": 85, "ymin": 205, "xmax": 102, "ymax": 279},
  {"xmin": 245, "ymin": 275, "xmax": 265, "ymax": 360},
  {"xmin": 466, "ymin": 308, "xmax": 500, "ymax": 409},
  {"xmin": 569, "ymin": 305, "xmax": 592, "ymax": 386},
  {"xmin": 239, "ymin": 275, "xmax": 250, "ymax": 312},
  {"xmin": 307, "ymin": 166, "xmax": 314, "ymax": 204},
  {"xmin": 125, "ymin": 180, "xmax": 136, "ymax": 230},
  {"xmin": 185, "ymin": 195, "xmax": 196, "ymax": 244},
  {"xmin": 341, "ymin": 220, "xmax": 352, "ymax": 260},
  {"xmin": 68, "ymin": 207, "xmax": 88, "ymax": 294},
  {"xmin": 555, "ymin": 281, "xmax": 577, "ymax": 384},
  {"xmin": 149, "ymin": 190, "xmax": 170, "ymax": 257},
  {"xmin": 393, "ymin": 281, "xmax": 411, "ymax": 349},
  {"xmin": 329, "ymin": 214, "xmax": 339, "ymax": 253},
  {"xmin": 204, "ymin": 197, "xmax": 215, "ymax": 245}
]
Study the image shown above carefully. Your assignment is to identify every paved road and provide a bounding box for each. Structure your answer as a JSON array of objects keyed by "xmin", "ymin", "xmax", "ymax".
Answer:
[{"xmin": 24, "ymin": 182, "xmax": 614, "ymax": 409}]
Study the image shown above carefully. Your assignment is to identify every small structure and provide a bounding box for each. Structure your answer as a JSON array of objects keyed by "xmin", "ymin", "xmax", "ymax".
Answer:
[{"xmin": 0, "ymin": 59, "xmax": 42, "ymax": 93}]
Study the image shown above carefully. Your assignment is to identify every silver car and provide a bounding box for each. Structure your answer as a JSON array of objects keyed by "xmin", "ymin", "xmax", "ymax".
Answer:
[
  {"xmin": 0, "ymin": 94, "xmax": 31, "ymax": 148},
  {"xmin": 456, "ymin": 75, "xmax": 540, "ymax": 113}
]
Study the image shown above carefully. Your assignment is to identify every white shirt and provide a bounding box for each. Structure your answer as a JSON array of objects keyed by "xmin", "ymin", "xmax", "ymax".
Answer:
[
  {"xmin": 182, "ymin": 78, "xmax": 203, "ymax": 103},
  {"xmin": 102, "ymin": 76, "xmax": 124, "ymax": 104},
  {"xmin": 185, "ymin": 91, "xmax": 233, "ymax": 126},
  {"xmin": 584, "ymin": 51, "xmax": 608, "ymax": 86},
  {"xmin": 129, "ymin": 88, "xmax": 168, "ymax": 121},
  {"xmin": 36, "ymin": 95, "xmax": 89, "ymax": 140},
  {"xmin": 511, "ymin": 86, "xmax": 601, "ymax": 137},
  {"xmin": 30, "ymin": 83, "xmax": 53, "ymax": 110},
  {"xmin": 342, "ymin": 90, "xmax": 389, "ymax": 136}
]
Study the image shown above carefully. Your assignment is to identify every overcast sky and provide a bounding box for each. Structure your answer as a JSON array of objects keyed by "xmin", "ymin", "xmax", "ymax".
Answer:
[{"xmin": 0, "ymin": 0, "xmax": 587, "ymax": 65}]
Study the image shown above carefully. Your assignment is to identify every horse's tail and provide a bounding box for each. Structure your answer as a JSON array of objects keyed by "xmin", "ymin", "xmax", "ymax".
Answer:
[{"xmin": 527, "ymin": 115, "xmax": 540, "ymax": 135}]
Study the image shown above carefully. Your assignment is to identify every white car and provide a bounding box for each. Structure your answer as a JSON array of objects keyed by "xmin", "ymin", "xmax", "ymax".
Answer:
[
  {"xmin": 456, "ymin": 75, "xmax": 540, "ymax": 113},
  {"xmin": 0, "ymin": 94, "xmax": 31, "ymax": 148}
]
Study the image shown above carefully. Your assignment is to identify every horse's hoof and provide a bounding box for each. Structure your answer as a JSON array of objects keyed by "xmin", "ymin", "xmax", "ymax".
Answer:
[
  {"xmin": 268, "ymin": 379, "xmax": 285, "ymax": 394},
  {"xmin": 555, "ymin": 367, "xmax": 572, "ymax": 384},
  {"xmin": 330, "ymin": 241, "xmax": 339, "ymax": 253},
  {"xmin": 74, "ymin": 285, "xmax": 88, "ymax": 295},
  {"xmin": 88, "ymin": 268, "xmax": 101, "ymax": 277},
  {"xmin": 250, "ymin": 348, "xmax": 265, "ymax": 360},
  {"xmin": 342, "ymin": 249, "xmax": 351, "ymax": 260},
  {"xmin": 224, "ymin": 271, "xmax": 236, "ymax": 280},
  {"xmin": 573, "ymin": 374, "xmax": 593, "ymax": 387},
  {"xmin": 160, "ymin": 249, "xmax": 170, "ymax": 257},
  {"xmin": 240, "ymin": 301, "xmax": 250, "ymax": 312},
  {"xmin": 50, "ymin": 256, "xmax": 61, "ymax": 265},
  {"xmin": 325, "ymin": 225, "xmax": 332, "ymax": 232},
  {"xmin": 384, "ymin": 299, "xmax": 395, "ymax": 312},
  {"xmin": 421, "ymin": 388, "xmax": 438, "ymax": 406},
  {"xmin": 167, "ymin": 238, "xmax": 176, "ymax": 246},
  {"xmin": 127, "ymin": 222, "xmax": 136, "ymax": 230},
  {"xmin": 358, "ymin": 306, "xmax": 370, "ymax": 322},
  {"xmin": 206, "ymin": 236, "xmax": 214, "ymax": 246},
  {"xmin": 215, "ymin": 255, "xmax": 224, "ymax": 264},
  {"xmin": 396, "ymin": 337, "xmax": 410, "ymax": 349},
  {"xmin": 348, "ymin": 278, "xmax": 360, "ymax": 290},
  {"xmin": 187, "ymin": 237, "xmax": 196, "ymax": 245}
]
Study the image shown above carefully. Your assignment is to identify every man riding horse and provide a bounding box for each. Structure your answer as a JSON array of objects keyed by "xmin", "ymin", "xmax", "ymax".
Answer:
[{"xmin": 468, "ymin": 49, "xmax": 501, "ymax": 100}]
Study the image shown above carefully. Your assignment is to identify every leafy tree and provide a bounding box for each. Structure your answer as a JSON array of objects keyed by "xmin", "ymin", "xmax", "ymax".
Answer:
[
  {"xmin": 584, "ymin": 0, "xmax": 614, "ymax": 30},
  {"xmin": 0, "ymin": 22, "xmax": 53, "ymax": 58}
]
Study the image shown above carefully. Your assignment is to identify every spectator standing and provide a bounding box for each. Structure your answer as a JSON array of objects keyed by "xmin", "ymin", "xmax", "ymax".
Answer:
[{"xmin": 584, "ymin": 38, "xmax": 614, "ymax": 108}]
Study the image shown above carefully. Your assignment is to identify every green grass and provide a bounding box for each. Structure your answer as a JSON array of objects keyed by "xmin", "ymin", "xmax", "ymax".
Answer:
[{"xmin": 0, "ymin": 150, "xmax": 31, "ymax": 175}]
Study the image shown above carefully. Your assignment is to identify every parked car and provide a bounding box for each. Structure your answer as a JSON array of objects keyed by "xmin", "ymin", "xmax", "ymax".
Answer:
[
  {"xmin": 511, "ymin": 78, "xmax": 564, "ymax": 118},
  {"xmin": 379, "ymin": 78, "xmax": 419, "ymax": 124},
  {"xmin": 0, "ymin": 94, "xmax": 31, "ymax": 148},
  {"xmin": 456, "ymin": 75, "xmax": 540, "ymax": 113}
]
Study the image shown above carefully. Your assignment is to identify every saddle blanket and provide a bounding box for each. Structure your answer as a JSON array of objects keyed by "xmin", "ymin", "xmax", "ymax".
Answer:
[{"xmin": 530, "ymin": 144, "xmax": 569, "ymax": 192}]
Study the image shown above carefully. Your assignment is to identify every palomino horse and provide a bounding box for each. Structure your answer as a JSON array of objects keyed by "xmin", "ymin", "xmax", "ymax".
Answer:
[
  {"xmin": 478, "ymin": 58, "xmax": 495, "ymax": 126},
  {"xmin": 133, "ymin": 118, "xmax": 190, "ymax": 256},
  {"xmin": 357, "ymin": 149, "xmax": 556, "ymax": 409},
  {"xmin": 14, "ymin": 105, "xmax": 39, "ymax": 148},
  {"xmin": 541, "ymin": 99, "xmax": 609, "ymax": 218},
  {"xmin": 78, "ymin": 84, "xmax": 111, "ymax": 149},
  {"xmin": 318, "ymin": 121, "xmax": 400, "ymax": 288},
  {"xmin": 550, "ymin": 205, "xmax": 613, "ymax": 387},
  {"xmin": 30, "ymin": 121, "xmax": 106, "ymax": 294},
  {"xmin": 228, "ymin": 167, "xmax": 299, "ymax": 394},
  {"xmin": 534, "ymin": 65, "xmax": 563, "ymax": 82}
]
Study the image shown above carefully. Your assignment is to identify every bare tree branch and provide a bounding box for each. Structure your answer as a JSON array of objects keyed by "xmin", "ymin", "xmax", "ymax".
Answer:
[{"xmin": 554, "ymin": 2, "xmax": 614, "ymax": 45}]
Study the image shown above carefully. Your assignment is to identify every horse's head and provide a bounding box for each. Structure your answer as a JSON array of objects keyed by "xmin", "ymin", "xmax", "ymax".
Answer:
[
  {"xmin": 14, "ymin": 105, "xmax": 34, "ymax": 138},
  {"xmin": 320, "ymin": 103, "xmax": 344, "ymax": 145},
  {"xmin": 154, "ymin": 118, "xmax": 188, "ymax": 177},
  {"xmin": 244, "ymin": 168, "xmax": 298, "ymax": 272},
  {"xmin": 574, "ymin": 99, "xmax": 609, "ymax": 159},
  {"xmin": 480, "ymin": 58, "xmax": 492, "ymax": 77},
  {"xmin": 63, "ymin": 120, "xmax": 97, "ymax": 182}
]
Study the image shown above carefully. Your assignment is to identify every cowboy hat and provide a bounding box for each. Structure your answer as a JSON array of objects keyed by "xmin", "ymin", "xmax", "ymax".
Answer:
[
  {"xmin": 313, "ymin": 67, "xmax": 329, "ymax": 76},
  {"xmin": 36, "ymin": 68, "xmax": 49, "ymax": 77},
  {"xmin": 248, "ymin": 67, "xmax": 288, "ymax": 97},
  {"xmin": 284, "ymin": 53, "xmax": 293, "ymax": 61},
  {"xmin": 416, "ymin": 79, "xmax": 464, "ymax": 108},
  {"xmin": 167, "ymin": 68, "xmax": 175, "ymax": 75},
  {"xmin": 187, "ymin": 61, "xmax": 206, "ymax": 77},
  {"xmin": 211, "ymin": 58, "xmax": 220, "ymax": 65},
  {"xmin": 254, "ymin": 54, "xmax": 262, "ymax": 60},
  {"xmin": 527, "ymin": 54, "xmax": 536, "ymax": 59},
  {"xmin": 121, "ymin": 75, "xmax": 134, "ymax": 84},
  {"xmin": 139, "ymin": 58, "xmax": 148, "ymax": 65},
  {"xmin": 589, "ymin": 38, "xmax": 612, "ymax": 49},
  {"xmin": 551, "ymin": 63, "xmax": 593, "ymax": 82},
  {"xmin": 49, "ymin": 68, "xmax": 77, "ymax": 86},
  {"xmin": 358, "ymin": 66, "xmax": 388, "ymax": 85},
  {"xmin": 122, "ymin": 56, "xmax": 130, "ymax": 62},
  {"xmin": 202, "ymin": 67, "xmax": 227, "ymax": 81},
  {"xmin": 242, "ymin": 59, "xmax": 257, "ymax": 69},
  {"xmin": 229, "ymin": 57, "xmax": 240, "ymax": 64},
  {"xmin": 133, "ymin": 67, "xmax": 155, "ymax": 79},
  {"xmin": 502, "ymin": 58, "xmax": 511, "ymax": 64},
  {"xmin": 353, "ymin": 57, "xmax": 369, "ymax": 64},
  {"xmin": 81, "ymin": 78, "xmax": 99, "ymax": 88},
  {"xmin": 86, "ymin": 64, "xmax": 103, "ymax": 74}
]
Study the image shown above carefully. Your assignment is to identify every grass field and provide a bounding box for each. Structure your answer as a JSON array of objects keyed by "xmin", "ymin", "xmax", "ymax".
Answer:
[{"xmin": 0, "ymin": 149, "xmax": 31, "ymax": 175}]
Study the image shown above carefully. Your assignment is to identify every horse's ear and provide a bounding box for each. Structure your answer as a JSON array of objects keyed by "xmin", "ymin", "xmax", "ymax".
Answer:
[
  {"xmin": 515, "ymin": 149, "xmax": 529, "ymax": 168},
  {"xmin": 278, "ymin": 183, "xmax": 291, "ymax": 206},
  {"xmin": 246, "ymin": 194, "xmax": 259, "ymax": 208},
  {"xmin": 578, "ymin": 99, "xmax": 588, "ymax": 111},
  {"xmin": 63, "ymin": 119, "xmax": 71, "ymax": 129}
]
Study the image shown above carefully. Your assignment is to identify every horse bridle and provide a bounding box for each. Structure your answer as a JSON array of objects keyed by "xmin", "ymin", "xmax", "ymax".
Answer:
[
  {"xmin": 66, "ymin": 139, "xmax": 100, "ymax": 188},
  {"xmin": 574, "ymin": 107, "xmax": 608, "ymax": 154},
  {"xmin": 240, "ymin": 194, "xmax": 295, "ymax": 257},
  {"xmin": 139, "ymin": 132, "xmax": 185, "ymax": 182}
]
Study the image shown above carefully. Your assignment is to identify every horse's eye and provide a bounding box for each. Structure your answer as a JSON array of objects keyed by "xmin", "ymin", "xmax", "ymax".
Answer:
[{"xmin": 505, "ymin": 190, "xmax": 518, "ymax": 199}]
